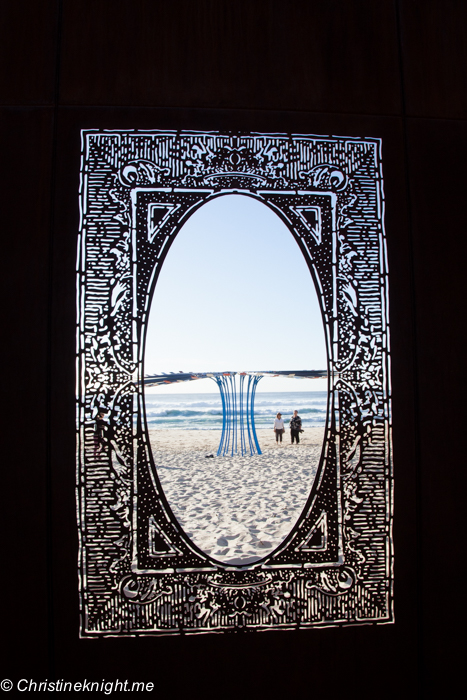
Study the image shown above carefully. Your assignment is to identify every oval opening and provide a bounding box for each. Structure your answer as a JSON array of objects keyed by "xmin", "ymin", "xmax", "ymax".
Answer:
[{"xmin": 144, "ymin": 194, "xmax": 327, "ymax": 565}]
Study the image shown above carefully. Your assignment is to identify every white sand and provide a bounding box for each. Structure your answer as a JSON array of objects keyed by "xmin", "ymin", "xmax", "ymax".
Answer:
[{"xmin": 148, "ymin": 427, "xmax": 325, "ymax": 565}]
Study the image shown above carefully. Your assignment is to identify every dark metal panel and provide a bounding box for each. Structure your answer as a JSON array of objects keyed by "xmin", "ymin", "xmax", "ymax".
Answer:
[
  {"xmin": 399, "ymin": 0, "xmax": 467, "ymax": 119},
  {"xmin": 0, "ymin": 106, "xmax": 54, "ymax": 676},
  {"xmin": 406, "ymin": 117, "xmax": 467, "ymax": 696},
  {"xmin": 0, "ymin": 0, "xmax": 59, "ymax": 105},
  {"xmin": 58, "ymin": 0, "xmax": 401, "ymax": 115}
]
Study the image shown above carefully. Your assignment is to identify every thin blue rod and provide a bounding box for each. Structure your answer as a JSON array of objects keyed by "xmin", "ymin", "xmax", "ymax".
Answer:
[
  {"xmin": 220, "ymin": 376, "xmax": 230, "ymax": 456},
  {"xmin": 234, "ymin": 374, "xmax": 239, "ymax": 455},
  {"xmin": 229, "ymin": 374, "xmax": 237, "ymax": 456},
  {"xmin": 239, "ymin": 374, "xmax": 246, "ymax": 456},
  {"xmin": 214, "ymin": 376, "xmax": 227, "ymax": 456},
  {"xmin": 250, "ymin": 375, "xmax": 262, "ymax": 455},
  {"xmin": 246, "ymin": 374, "xmax": 255, "ymax": 456},
  {"xmin": 221, "ymin": 377, "xmax": 228, "ymax": 456},
  {"xmin": 223, "ymin": 376, "xmax": 231, "ymax": 456}
]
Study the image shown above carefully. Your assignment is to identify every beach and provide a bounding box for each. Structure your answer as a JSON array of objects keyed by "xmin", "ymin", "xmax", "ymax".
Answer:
[{"xmin": 148, "ymin": 427, "xmax": 325, "ymax": 565}]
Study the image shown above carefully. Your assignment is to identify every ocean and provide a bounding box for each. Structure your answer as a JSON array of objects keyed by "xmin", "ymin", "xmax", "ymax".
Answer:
[{"xmin": 144, "ymin": 391, "xmax": 328, "ymax": 430}]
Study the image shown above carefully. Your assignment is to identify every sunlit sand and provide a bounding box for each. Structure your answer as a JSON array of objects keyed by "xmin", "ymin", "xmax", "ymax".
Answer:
[{"xmin": 148, "ymin": 427, "xmax": 325, "ymax": 565}]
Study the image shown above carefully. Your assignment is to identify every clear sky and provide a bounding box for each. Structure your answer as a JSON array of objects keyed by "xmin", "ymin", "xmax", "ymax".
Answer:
[{"xmin": 144, "ymin": 194, "xmax": 328, "ymax": 393}]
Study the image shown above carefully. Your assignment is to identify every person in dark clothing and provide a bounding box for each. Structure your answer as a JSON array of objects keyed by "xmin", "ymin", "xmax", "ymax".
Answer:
[
  {"xmin": 289, "ymin": 410, "xmax": 302, "ymax": 444},
  {"xmin": 94, "ymin": 411, "xmax": 107, "ymax": 456}
]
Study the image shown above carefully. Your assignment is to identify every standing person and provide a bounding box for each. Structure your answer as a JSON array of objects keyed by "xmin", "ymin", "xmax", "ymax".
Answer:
[
  {"xmin": 94, "ymin": 411, "xmax": 107, "ymax": 456},
  {"xmin": 273, "ymin": 412, "xmax": 285, "ymax": 444},
  {"xmin": 289, "ymin": 410, "xmax": 302, "ymax": 444}
]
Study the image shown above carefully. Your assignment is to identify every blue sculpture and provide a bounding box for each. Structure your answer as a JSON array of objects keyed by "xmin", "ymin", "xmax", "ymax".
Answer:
[{"xmin": 212, "ymin": 373, "xmax": 262, "ymax": 456}]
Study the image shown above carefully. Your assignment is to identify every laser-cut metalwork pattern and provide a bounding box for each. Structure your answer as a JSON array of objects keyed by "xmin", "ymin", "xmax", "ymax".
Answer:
[{"xmin": 77, "ymin": 131, "xmax": 393, "ymax": 635}]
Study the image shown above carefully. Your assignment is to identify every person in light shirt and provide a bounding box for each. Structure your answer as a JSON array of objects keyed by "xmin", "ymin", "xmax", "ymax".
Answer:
[{"xmin": 273, "ymin": 412, "xmax": 285, "ymax": 444}]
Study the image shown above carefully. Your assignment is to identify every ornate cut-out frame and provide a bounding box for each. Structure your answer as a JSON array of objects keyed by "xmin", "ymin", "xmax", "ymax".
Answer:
[{"xmin": 77, "ymin": 130, "xmax": 393, "ymax": 635}]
